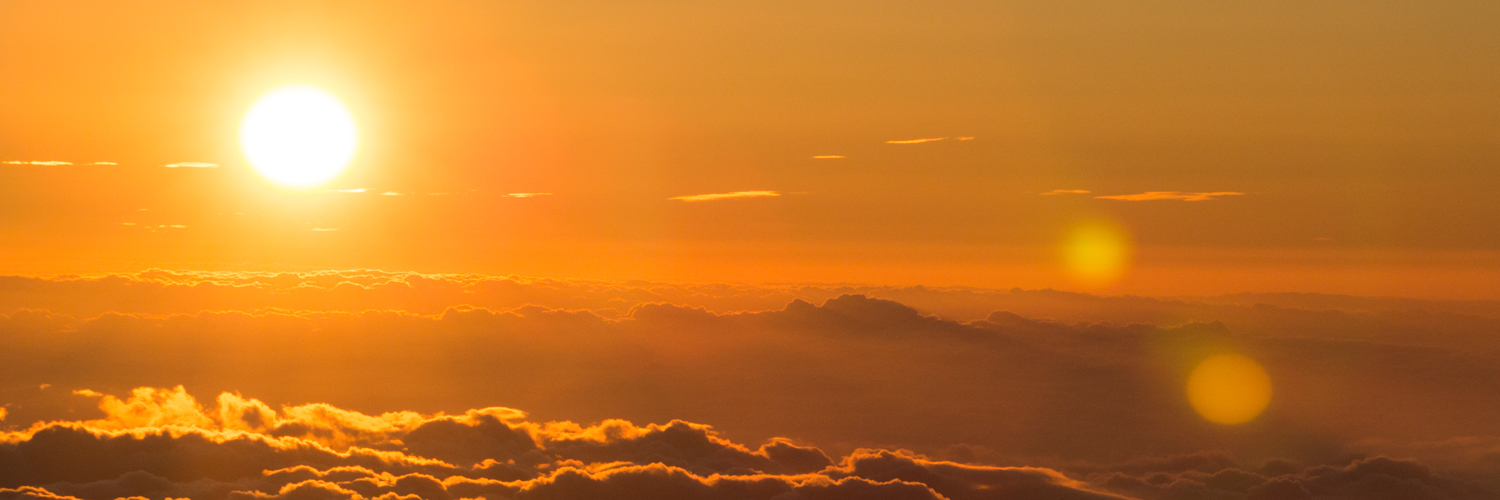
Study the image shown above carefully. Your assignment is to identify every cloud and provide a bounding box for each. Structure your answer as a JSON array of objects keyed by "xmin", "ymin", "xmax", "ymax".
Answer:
[
  {"xmin": 311, "ymin": 228, "xmax": 339, "ymax": 232},
  {"xmin": 0, "ymin": 385, "xmax": 1126, "ymax": 500},
  {"xmin": 88, "ymin": 162, "xmax": 117, "ymax": 166},
  {"xmin": 507, "ymin": 193, "xmax": 553, "ymax": 198},
  {"xmin": 668, "ymin": 191, "xmax": 781, "ymax": 202},
  {"xmin": 955, "ymin": 137, "xmax": 975, "ymax": 141},
  {"xmin": 163, "ymin": 162, "xmax": 218, "ymax": 168},
  {"xmin": 1094, "ymin": 191, "xmax": 1244, "ymax": 202},
  {"xmin": 380, "ymin": 192, "xmax": 402, "ymax": 196},
  {"xmin": 885, "ymin": 137, "xmax": 946, "ymax": 144},
  {"xmin": 811, "ymin": 156, "xmax": 845, "ymax": 159},
  {"xmin": 1041, "ymin": 190, "xmax": 1092, "ymax": 196},
  {"xmin": 2, "ymin": 160, "xmax": 72, "ymax": 166},
  {"xmin": 2, "ymin": 272, "xmax": 1500, "ymax": 498}
]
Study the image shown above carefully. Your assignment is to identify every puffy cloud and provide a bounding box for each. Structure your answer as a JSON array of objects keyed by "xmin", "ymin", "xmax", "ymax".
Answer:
[
  {"xmin": 0, "ymin": 386, "xmax": 1125, "ymax": 500},
  {"xmin": 668, "ymin": 191, "xmax": 780, "ymax": 202},
  {"xmin": 1094, "ymin": 191, "xmax": 1244, "ymax": 202}
]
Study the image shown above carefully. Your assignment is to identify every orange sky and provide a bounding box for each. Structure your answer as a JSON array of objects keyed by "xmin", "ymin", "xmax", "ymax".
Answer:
[{"xmin": 1, "ymin": 0, "xmax": 1498, "ymax": 298}]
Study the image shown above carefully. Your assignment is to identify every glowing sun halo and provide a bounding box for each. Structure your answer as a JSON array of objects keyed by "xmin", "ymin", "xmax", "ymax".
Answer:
[{"xmin": 240, "ymin": 86, "xmax": 357, "ymax": 188}]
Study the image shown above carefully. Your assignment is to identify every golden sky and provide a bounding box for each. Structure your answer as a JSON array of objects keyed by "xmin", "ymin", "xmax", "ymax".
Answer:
[{"xmin": 1, "ymin": 0, "xmax": 1496, "ymax": 297}]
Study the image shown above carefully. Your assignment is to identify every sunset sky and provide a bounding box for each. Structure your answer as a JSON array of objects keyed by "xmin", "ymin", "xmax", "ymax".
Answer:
[
  {"xmin": 2, "ymin": 2, "xmax": 1499, "ymax": 500},
  {"xmin": 2, "ymin": 0, "xmax": 1496, "ymax": 297}
]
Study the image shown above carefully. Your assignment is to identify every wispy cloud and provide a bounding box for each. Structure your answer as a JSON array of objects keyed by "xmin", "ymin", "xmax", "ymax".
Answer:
[
  {"xmin": 506, "ymin": 193, "xmax": 553, "ymax": 198},
  {"xmin": 122, "ymin": 223, "xmax": 187, "ymax": 231},
  {"xmin": 1095, "ymin": 191, "xmax": 1245, "ymax": 202},
  {"xmin": 1041, "ymin": 189, "xmax": 1091, "ymax": 196},
  {"xmin": 90, "ymin": 161, "xmax": 118, "ymax": 166},
  {"xmin": 885, "ymin": 137, "xmax": 947, "ymax": 144},
  {"xmin": 3, "ymin": 160, "xmax": 72, "ymax": 166},
  {"xmin": 311, "ymin": 228, "xmax": 339, "ymax": 232},
  {"xmin": 164, "ymin": 162, "xmax": 218, "ymax": 168},
  {"xmin": 956, "ymin": 136, "xmax": 975, "ymax": 141},
  {"xmin": 380, "ymin": 191, "xmax": 402, "ymax": 196},
  {"xmin": 811, "ymin": 155, "xmax": 845, "ymax": 159},
  {"xmin": 669, "ymin": 191, "xmax": 780, "ymax": 202}
]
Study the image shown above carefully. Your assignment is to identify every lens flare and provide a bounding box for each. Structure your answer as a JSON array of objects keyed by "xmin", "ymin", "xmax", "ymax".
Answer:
[
  {"xmin": 240, "ymin": 86, "xmax": 358, "ymax": 188},
  {"xmin": 1061, "ymin": 222, "xmax": 1131, "ymax": 287},
  {"xmin": 1187, "ymin": 354, "xmax": 1273, "ymax": 425}
]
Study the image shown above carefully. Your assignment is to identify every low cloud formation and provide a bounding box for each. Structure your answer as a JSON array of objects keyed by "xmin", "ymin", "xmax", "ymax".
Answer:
[
  {"xmin": 1042, "ymin": 190, "xmax": 1092, "ymax": 196},
  {"xmin": 0, "ymin": 386, "xmax": 1493, "ymax": 500},
  {"xmin": 164, "ymin": 162, "xmax": 219, "ymax": 168},
  {"xmin": 1095, "ymin": 191, "xmax": 1244, "ymax": 202},
  {"xmin": 885, "ymin": 137, "xmax": 947, "ymax": 144},
  {"xmin": 0, "ymin": 386, "xmax": 1129, "ymax": 500},
  {"xmin": 668, "ymin": 191, "xmax": 780, "ymax": 202},
  {"xmin": 2, "ymin": 160, "xmax": 72, "ymax": 166},
  {"xmin": 1, "ymin": 274, "xmax": 1499, "ymax": 498}
]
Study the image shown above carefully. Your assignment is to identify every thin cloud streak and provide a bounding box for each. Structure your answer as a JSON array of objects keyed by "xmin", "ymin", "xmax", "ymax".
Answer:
[
  {"xmin": 1041, "ymin": 189, "xmax": 1091, "ymax": 196},
  {"xmin": 163, "ymin": 162, "xmax": 218, "ymax": 168},
  {"xmin": 1095, "ymin": 191, "xmax": 1245, "ymax": 202},
  {"xmin": 811, "ymin": 155, "xmax": 845, "ymax": 159},
  {"xmin": 885, "ymin": 137, "xmax": 947, "ymax": 144},
  {"xmin": 668, "ymin": 191, "xmax": 780, "ymax": 202},
  {"xmin": 507, "ymin": 193, "xmax": 553, "ymax": 198},
  {"xmin": 2, "ymin": 160, "xmax": 73, "ymax": 165}
]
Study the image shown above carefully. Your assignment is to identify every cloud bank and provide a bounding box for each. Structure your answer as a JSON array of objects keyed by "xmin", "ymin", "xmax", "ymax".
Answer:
[{"xmin": 1, "ymin": 272, "xmax": 1498, "ymax": 498}]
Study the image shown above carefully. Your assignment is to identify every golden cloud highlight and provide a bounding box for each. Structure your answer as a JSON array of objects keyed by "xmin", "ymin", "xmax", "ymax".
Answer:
[
  {"xmin": 2, "ymin": 160, "xmax": 73, "ymax": 165},
  {"xmin": 506, "ymin": 193, "xmax": 553, "ymax": 198},
  {"xmin": 668, "ymin": 191, "xmax": 780, "ymax": 202},
  {"xmin": 1095, "ymin": 191, "xmax": 1244, "ymax": 202},
  {"xmin": 885, "ymin": 137, "xmax": 946, "ymax": 144}
]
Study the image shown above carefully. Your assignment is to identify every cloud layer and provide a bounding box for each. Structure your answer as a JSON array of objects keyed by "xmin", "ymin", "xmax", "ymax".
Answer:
[{"xmin": 1, "ymin": 272, "xmax": 1498, "ymax": 498}]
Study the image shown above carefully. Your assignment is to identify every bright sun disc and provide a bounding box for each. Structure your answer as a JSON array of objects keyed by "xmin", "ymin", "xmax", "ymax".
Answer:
[{"xmin": 240, "ymin": 86, "xmax": 357, "ymax": 188}]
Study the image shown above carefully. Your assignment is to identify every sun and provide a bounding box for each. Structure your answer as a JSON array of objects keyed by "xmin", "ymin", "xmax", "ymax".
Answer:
[{"xmin": 240, "ymin": 86, "xmax": 358, "ymax": 188}]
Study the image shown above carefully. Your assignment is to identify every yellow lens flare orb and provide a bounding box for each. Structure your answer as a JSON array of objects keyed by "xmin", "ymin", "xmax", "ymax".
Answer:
[
  {"xmin": 1186, "ymin": 354, "xmax": 1273, "ymax": 425},
  {"xmin": 1061, "ymin": 223, "xmax": 1131, "ymax": 288},
  {"xmin": 240, "ymin": 85, "xmax": 358, "ymax": 188}
]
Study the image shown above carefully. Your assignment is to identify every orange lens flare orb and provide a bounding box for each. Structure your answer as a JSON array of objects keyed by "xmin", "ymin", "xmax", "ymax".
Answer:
[
  {"xmin": 240, "ymin": 85, "xmax": 358, "ymax": 188},
  {"xmin": 1186, "ymin": 354, "xmax": 1273, "ymax": 425},
  {"xmin": 1061, "ymin": 222, "xmax": 1131, "ymax": 287}
]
